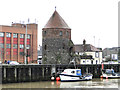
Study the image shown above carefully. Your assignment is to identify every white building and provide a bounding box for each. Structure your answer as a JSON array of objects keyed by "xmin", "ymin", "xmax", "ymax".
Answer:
[{"xmin": 74, "ymin": 40, "xmax": 102, "ymax": 64}]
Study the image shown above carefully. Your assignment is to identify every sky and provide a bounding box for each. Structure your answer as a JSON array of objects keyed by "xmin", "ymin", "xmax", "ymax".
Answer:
[{"xmin": 0, "ymin": 0, "xmax": 119, "ymax": 49}]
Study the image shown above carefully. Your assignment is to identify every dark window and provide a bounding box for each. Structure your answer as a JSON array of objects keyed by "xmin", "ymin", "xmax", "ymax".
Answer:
[
  {"xmin": 71, "ymin": 71, "xmax": 75, "ymax": 74},
  {"xmin": 63, "ymin": 43, "xmax": 65, "ymax": 49},
  {"xmin": 45, "ymin": 45, "xmax": 47, "ymax": 50},
  {"xmin": 44, "ymin": 31, "xmax": 47, "ymax": 36}
]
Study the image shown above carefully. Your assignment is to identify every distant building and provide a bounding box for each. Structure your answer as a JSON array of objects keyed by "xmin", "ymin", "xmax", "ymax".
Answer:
[
  {"xmin": 37, "ymin": 45, "xmax": 42, "ymax": 64},
  {"xmin": 0, "ymin": 23, "xmax": 38, "ymax": 63},
  {"xmin": 42, "ymin": 10, "xmax": 74, "ymax": 64},
  {"xmin": 103, "ymin": 47, "xmax": 120, "ymax": 61},
  {"xmin": 74, "ymin": 40, "xmax": 102, "ymax": 64}
]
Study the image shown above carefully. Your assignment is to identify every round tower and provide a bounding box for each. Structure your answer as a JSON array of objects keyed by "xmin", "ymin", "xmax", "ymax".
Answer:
[{"xmin": 42, "ymin": 10, "xmax": 74, "ymax": 64}]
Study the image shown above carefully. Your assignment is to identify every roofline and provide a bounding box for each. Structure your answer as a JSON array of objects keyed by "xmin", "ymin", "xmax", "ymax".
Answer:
[{"xmin": 43, "ymin": 28, "xmax": 71, "ymax": 29}]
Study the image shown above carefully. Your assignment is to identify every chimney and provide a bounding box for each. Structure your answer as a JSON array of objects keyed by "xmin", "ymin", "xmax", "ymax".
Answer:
[{"xmin": 83, "ymin": 39, "xmax": 86, "ymax": 45}]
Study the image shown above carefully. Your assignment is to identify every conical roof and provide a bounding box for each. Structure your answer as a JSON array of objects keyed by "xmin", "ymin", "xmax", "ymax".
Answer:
[{"xmin": 44, "ymin": 10, "xmax": 70, "ymax": 29}]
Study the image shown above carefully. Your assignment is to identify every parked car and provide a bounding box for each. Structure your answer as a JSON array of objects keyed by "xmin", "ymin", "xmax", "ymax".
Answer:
[{"xmin": 9, "ymin": 61, "xmax": 19, "ymax": 65}]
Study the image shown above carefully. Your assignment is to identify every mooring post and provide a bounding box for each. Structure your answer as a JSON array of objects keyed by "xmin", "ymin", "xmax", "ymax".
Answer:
[
  {"xmin": 86, "ymin": 67, "xmax": 88, "ymax": 73},
  {"xmin": 42, "ymin": 67, "xmax": 44, "ymax": 78},
  {"xmin": 29, "ymin": 67, "xmax": 31, "ymax": 81},
  {"xmin": 51, "ymin": 65, "xmax": 56, "ymax": 76},
  {"xmin": 4, "ymin": 67, "xmax": 6, "ymax": 80},
  {"xmin": 14, "ymin": 67, "xmax": 17, "ymax": 82}
]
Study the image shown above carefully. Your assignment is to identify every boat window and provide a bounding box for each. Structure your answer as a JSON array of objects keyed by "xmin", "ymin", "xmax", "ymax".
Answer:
[
  {"xmin": 105, "ymin": 69, "xmax": 114, "ymax": 74},
  {"xmin": 71, "ymin": 71, "xmax": 75, "ymax": 73}
]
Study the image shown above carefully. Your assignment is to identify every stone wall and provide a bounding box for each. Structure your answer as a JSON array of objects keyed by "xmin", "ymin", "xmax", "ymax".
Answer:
[{"xmin": 42, "ymin": 38, "xmax": 74, "ymax": 64}]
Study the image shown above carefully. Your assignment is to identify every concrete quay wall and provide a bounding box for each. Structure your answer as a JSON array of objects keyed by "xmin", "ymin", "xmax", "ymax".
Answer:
[{"xmin": 1, "ymin": 64, "xmax": 120, "ymax": 83}]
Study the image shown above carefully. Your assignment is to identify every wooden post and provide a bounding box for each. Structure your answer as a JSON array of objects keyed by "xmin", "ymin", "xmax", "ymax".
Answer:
[
  {"xmin": 14, "ymin": 67, "xmax": 17, "ymax": 82},
  {"xmin": 29, "ymin": 67, "xmax": 31, "ymax": 81},
  {"xmin": 4, "ymin": 67, "xmax": 6, "ymax": 82},
  {"xmin": 42, "ymin": 67, "xmax": 44, "ymax": 78}
]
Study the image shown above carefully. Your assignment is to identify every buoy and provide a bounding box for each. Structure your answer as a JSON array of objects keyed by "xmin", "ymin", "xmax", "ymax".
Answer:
[
  {"xmin": 56, "ymin": 77, "xmax": 60, "ymax": 81},
  {"xmin": 100, "ymin": 75, "xmax": 103, "ymax": 78},
  {"xmin": 51, "ymin": 77, "xmax": 55, "ymax": 80},
  {"xmin": 106, "ymin": 77, "xmax": 108, "ymax": 79}
]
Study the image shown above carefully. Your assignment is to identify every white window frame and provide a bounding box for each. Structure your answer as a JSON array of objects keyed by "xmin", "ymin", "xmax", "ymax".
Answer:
[
  {"xmin": 13, "ymin": 33, "xmax": 18, "ymax": 38},
  {"xmin": 20, "ymin": 34, "xmax": 24, "ymax": 38},
  {"xmin": 6, "ymin": 44, "xmax": 11, "ymax": 48},
  {"xmin": 20, "ymin": 44, "xmax": 24, "ymax": 49},
  {"xmin": 6, "ymin": 33, "xmax": 11, "ymax": 37},
  {"xmin": 13, "ymin": 44, "xmax": 17, "ymax": 49},
  {"xmin": 0, "ymin": 32, "xmax": 4, "ymax": 37}
]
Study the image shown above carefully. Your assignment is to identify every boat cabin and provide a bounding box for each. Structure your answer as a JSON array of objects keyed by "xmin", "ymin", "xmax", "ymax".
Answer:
[
  {"xmin": 102, "ymin": 69, "xmax": 114, "ymax": 74},
  {"xmin": 61, "ymin": 69, "xmax": 82, "ymax": 76}
]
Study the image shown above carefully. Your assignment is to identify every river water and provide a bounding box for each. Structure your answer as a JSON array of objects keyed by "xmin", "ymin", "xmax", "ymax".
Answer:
[{"xmin": 1, "ymin": 79, "xmax": 120, "ymax": 89}]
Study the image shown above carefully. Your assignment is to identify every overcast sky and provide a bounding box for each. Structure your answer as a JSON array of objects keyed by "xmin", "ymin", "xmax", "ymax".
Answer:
[{"xmin": 0, "ymin": 0, "xmax": 119, "ymax": 49}]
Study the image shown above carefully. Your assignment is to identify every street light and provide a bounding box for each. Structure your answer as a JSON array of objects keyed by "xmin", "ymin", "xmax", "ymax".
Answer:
[{"xmin": 24, "ymin": 19, "xmax": 29, "ymax": 64}]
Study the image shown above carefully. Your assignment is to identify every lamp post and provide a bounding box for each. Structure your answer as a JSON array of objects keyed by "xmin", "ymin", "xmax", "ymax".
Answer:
[{"xmin": 24, "ymin": 19, "xmax": 29, "ymax": 64}]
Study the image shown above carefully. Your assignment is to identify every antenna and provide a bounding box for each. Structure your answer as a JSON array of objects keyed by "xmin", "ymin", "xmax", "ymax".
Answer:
[
  {"xmin": 93, "ymin": 36, "xmax": 95, "ymax": 47},
  {"xmin": 35, "ymin": 18, "xmax": 36, "ymax": 23},
  {"xmin": 98, "ymin": 38, "xmax": 100, "ymax": 47},
  {"xmin": 22, "ymin": 21, "xmax": 24, "ymax": 24},
  {"xmin": 28, "ymin": 18, "xmax": 30, "ymax": 23}
]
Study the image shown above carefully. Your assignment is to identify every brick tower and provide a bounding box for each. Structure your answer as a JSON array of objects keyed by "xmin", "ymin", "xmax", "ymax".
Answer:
[{"xmin": 42, "ymin": 10, "xmax": 74, "ymax": 64}]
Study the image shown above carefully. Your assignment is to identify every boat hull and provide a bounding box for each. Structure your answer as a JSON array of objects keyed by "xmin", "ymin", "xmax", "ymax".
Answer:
[
  {"xmin": 59, "ymin": 74, "xmax": 92, "ymax": 82},
  {"xmin": 102, "ymin": 73, "xmax": 120, "ymax": 79}
]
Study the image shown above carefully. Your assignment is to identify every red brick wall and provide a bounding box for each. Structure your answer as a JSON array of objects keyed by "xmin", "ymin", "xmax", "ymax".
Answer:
[{"xmin": 0, "ymin": 23, "xmax": 38, "ymax": 63}]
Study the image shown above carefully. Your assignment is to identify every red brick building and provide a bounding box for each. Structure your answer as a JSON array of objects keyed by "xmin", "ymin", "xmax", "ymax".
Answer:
[{"xmin": 0, "ymin": 23, "xmax": 38, "ymax": 63}]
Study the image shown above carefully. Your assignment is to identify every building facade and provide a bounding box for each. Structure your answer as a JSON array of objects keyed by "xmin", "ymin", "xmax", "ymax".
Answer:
[
  {"xmin": 42, "ymin": 10, "xmax": 74, "ymax": 64},
  {"xmin": 0, "ymin": 23, "xmax": 38, "ymax": 63},
  {"xmin": 103, "ymin": 47, "xmax": 120, "ymax": 61},
  {"xmin": 74, "ymin": 40, "xmax": 102, "ymax": 64}
]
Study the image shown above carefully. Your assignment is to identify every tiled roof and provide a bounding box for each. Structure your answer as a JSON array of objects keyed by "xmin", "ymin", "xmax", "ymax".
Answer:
[
  {"xmin": 74, "ymin": 44, "xmax": 101, "ymax": 52},
  {"xmin": 44, "ymin": 10, "xmax": 70, "ymax": 29}
]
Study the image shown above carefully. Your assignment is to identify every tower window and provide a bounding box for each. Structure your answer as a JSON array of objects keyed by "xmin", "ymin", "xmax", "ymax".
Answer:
[
  {"xmin": 45, "ymin": 45, "xmax": 47, "ymax": 50},
  {"xmin": 44, "ymin": 31, "xmax": 47, "ymax": 36},
  {"xmin": 66, "ymin": 31, "xmax": 69, "ymax": 36},
  {"xmin": 60, "ymin": 31, "xmax": 62, "ymax": 36},
  {"xmin": 63, "ymin": 43, "xmax": 65, "ymax": 49}
]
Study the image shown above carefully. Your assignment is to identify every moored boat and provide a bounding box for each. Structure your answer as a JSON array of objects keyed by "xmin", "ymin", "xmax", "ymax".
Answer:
[
  {"xmin": 59, "ymin": 69, "xmax": 93, "ymax": 82},
  {"xmin": 101, "ymin": 69, "xmax": 120, "ymax": 79}
]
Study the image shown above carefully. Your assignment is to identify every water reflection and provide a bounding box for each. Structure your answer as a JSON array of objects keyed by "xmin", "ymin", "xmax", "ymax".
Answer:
[
  {"xmin": 60, "ymin": 79, "xmax": 118, "ymax": 88},
  {"xmin": 1, "ymin": 79, "xmax": 119, "ymax": 88}
]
